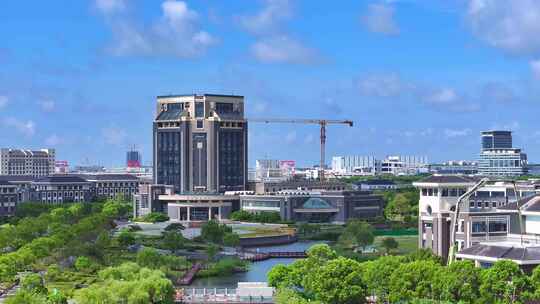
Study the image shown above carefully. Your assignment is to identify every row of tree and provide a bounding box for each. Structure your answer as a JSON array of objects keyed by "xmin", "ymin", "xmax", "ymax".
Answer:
[
  {"xmin": 268, "ymin": 244, "xmax": 540, "ymax": 304},
  {"xmin": 0, "ymin": 199, "xmax": 130, "ymax": 283}
]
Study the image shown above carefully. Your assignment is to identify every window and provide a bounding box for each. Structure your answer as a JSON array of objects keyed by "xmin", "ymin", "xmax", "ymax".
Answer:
[
  {"xmin": 472, "ymin": 221, "xmax": 487, "ymax": 233},
  {"xmin": 433, "ymin": 188, "xmax": 438, "ymax": 196},
  {"xmin": 428, "ymin": 188, "xmax": 433, "ymax": 196},
  {"xmin": 489, "ymin": 219, "xmax": 507, "ymax": 233},
  {"xmin": 197, "ymin": 120, "xmax": 203, "ymax": 128},
  {"xmin": 449, "ymin": 189, "xmax": 458, "ymax": 196},
  {"xmin": 492, "ymin": 202, "xmax": 497, "ymax": 208},
  {"xmin": 422, "ymin": 188, "xmax": 427, "ymax": 196},
  {"xmin": 470, "ymin": 201, "xmax": 475, "ymax": 208},
  {"xmin": 442, "ymin": 188, "xmax": 449, "ymax": 197},
  {"xmin": 195, "ymin": 102, "xmax": 204, "ymax": 118}
]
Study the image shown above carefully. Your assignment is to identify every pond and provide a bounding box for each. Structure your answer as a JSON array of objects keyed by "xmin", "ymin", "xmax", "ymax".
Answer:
[{"xmin": 188, "ymin": 241, "xmax": 325, "ymax": 288}]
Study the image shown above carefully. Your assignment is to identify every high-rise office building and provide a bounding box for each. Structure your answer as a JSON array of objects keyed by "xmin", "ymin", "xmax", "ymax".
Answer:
[
  {"xmin": 153, "ymin": 94, "xmax": 248, "ymax": 193},
  {"xmin": 481, "ymin": 130, "xmax": 513, "ymax": 151},
  {"xmin": 478, "ymin": 130, "xmax": 527, "ymax": 176},
  {"xmin": 126, "ymin": 149, "xmax": 141, "ymax": 168},
  {"xmin": 0, "ymin": 148, "xmax": 55, "ymax": 177}
]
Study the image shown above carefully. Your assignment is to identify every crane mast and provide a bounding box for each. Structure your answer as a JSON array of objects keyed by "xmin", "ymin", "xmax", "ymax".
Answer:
[{"xmin": 247, "ymin": 118, "xmax": 353, "ymax": 181}]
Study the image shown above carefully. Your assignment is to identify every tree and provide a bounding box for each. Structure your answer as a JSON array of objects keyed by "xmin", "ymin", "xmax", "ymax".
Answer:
[
  {"xmin": 47, "ymin": 289, "xmax": 68, "ymax": 304},
  {"xmin": 201, "ymin": 220, "xmax": 231, "ymax": 244},
  {"xmin": 137, "ymin": 247, "xmax": 163, "ymax": 269},
  {"xmin": 75, "ymin": 262, "xmax": 175, "ymax": 304},
  {"xmin": 380, "ymin": 237, "xmax": 399, "ymax": 254},
  {"xmin": 162, "ymin": 231, "xmax": 185, "ymax": 252},
  {"xmin": 164, "ymin": 223, "xmax": 185, "ymax": 232},
  {"xmin": 268, "ymin": 264, "xmax": 293, "ymax": 288},
  {"xmin": 434, "ymin": 260, "xmax": 480, "ymax": 303},
  {"xmin": 274, "ymin": 288, "xmax": 322, "ymax": 304},
  {"xmin": 95, "ymin": 231, "xmax": 111, "ymax": 249},
  {"xmin": 339, "ymin": 220, "xmax": 374, "ymax": 251},
  {"xmin": 117, "ymin": 230, "xmax": 136, "ymax": 248},
  {"xmin": 384, "ymin": 193, "xmax": 412, "ymax": 222},
  {"xmin": 75, "ymin": 256, "xmax": 94, "ymax": 273},
  {"xmin": 479, "ymin": 260, "xmax": 529, "ymax": 304},
  {"xmin": 361, "ymin": 255, "xmax": 401, "ymax": 303},
  {"xmin": 21, "ymin": 273, "xmax": 47, "ymax": 295},
  {"xmin": 305, "ymin": 257, "xmax": 366, "ymax": 304},
  {"xmin": 223, "ymin": 232, "xmax": 240, "ymax": 247},
  {"xmin": 389, "ymin": 260, "xmax": 441, "ymax": 303},
  {"xmin": 206, "ymin": 244, "xmax": 219, "ymax": 261},
  {"xmin": 5, "ymin": 289, "xmax": 47, "ymax": 304}
]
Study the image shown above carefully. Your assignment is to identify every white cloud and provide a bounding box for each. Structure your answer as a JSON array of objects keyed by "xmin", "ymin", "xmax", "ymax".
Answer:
[
  {"xmin": 0, "ymin": 96, "xmax": 8, "ymax": 109},
  {"xmin": 444, "ymin": 128, "xmax": 472, "ymax": 138},
  {"xmin": 95, "ymin": 0, "xmax": 126, "ymax": 14},
  {"xmin": 99, "ymin": 0, "xmax": 216, "ymax": 58},
  {"xmin": 357, "ymin": 73, "xmax": 406, "ymax": 98},
  {"xmin": 251, "ymin": 36, "xmax": 320, "ymax": 64},
  {"xmin": 39, "ymin": 100, "xmax": 55, "ymax": 112},
  {"xmin": 3, "ymin": 118, "xmax": 35, "ymax": 137},
  {"xmin": 467, "ymin": 0, "xmax": 540, "ymax": 55},
  {"xmin": 530, "ymin": 60, "xmax": 540, "ymax": 79},
  {"xmin": 423, "ymin": 88, "xmax": 458, "ymax": 104},
  {"xmin": 491, "ymin": 121, "xmax": 521, "ymax": 131},
  {"xmin": 102, "ymin": 126, "xmax": 127, "ymax": 145},
  {"xmin": 238, "ymin": 0, "xmax": 292, "ymax": 35},
  {"xmin": 45, "ymin": 134, "xmax": 63, "ymax": 146},
  {"xmin": 481, "ymin": 82, "xmax": 518, "ymax": 103},
  {"xmin": 285, "ymin": 131, "xmax": 297, "ymax": 144},
  {"xmin": 361, "ymin": 3, "xmax": 399, "ymax": 36}
]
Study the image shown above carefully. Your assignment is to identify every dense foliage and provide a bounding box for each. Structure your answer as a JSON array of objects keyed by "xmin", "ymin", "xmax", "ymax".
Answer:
[
  {"xmin": 134, "ymin": 212, "xmax": 169, "ymax": 223},
  {"xmin": 269, "ymin": 244, "xmax": 540, "ymax": 304},
  {"xmin": 74, "ymin": 262, "xmax": 175, "ymax": 304},
  {"xmin": 200, "ymin": 220, "xmax": 240, "ymax": 246}
]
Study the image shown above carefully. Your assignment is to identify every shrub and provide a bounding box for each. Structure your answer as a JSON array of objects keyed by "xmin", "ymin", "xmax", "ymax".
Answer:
[{"xmin": 135, "ymin": 212, "xmax": 169, "ymax": 223}]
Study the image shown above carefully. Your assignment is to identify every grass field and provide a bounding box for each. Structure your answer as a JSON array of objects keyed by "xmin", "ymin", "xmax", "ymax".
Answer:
[{"xmin": 373, "ymin": 235, "xmax": 418, "ymax": 255}]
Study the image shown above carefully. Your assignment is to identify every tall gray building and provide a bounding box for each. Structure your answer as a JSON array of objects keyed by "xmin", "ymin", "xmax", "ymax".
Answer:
[
  {"xmin": 153, "ymin": 94, "xmax": 248, "ymax": 193},
  {"xmin": 0, "ymin": 148, "xmax": 55, "ymax": 177}
]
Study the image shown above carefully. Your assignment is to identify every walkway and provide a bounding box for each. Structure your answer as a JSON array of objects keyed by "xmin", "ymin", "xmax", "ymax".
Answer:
[
  {"xmin": 240, "ymin": 251, "xmax": 307, "ymax": 262},
  {"xmin": 0, "ymin": 284, "xmax": 19, "ymax": 303},
  {"xmin": 177, "ymin": 262, "xmax": 202, "ymax": 285}
]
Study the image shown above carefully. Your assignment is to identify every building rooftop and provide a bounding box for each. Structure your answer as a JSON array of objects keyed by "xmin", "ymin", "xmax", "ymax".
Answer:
[
  {"xmin": 416, "ymin": 175, "xmax": 477, "ymax": 184},
  {"xmin": 0, "ymin": 175, "xmax": 35, "ymax": 182},
  {"xmin": 79, "ymin": 174, "xmax": 139, "ymax": 181},
  {"xmin": 34, "ymin": 175, "xmax": 89, "ymax": 183},
  {"xmin": 157, "ymin": 93, "xmax": 244, "ymax": 99},
  {"xmin": 457, "ymin": 244, "xmax": 540, "ymax": 264}
]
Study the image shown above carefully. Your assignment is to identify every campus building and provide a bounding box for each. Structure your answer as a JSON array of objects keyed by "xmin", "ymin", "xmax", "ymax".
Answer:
[
  {"xmin": 414, "ymin": 175, "xmax": 539, "ymax": 261},
  {"xmin": 478, "ymin": 131, "xmax": 528, "ymax": 176},
  {"xmin": 0, "ymin": 148, "xmax": 55, "ymax": 177},
  {"xmin": 239, "ymin": 190, "xmax": 384, "ymax": 223},
  {"xmin": 457, "ymin": 194, "xmax": 540, "ymax": 272},
  {"xmin": 153, "ymin": 94, "xmax": 248, "ymax": 193}
]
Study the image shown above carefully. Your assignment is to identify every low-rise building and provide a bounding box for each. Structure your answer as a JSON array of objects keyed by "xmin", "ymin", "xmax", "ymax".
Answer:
[
  {"xmin": 456, "ymin": 194, "xmax": 540, "ymax": 272},
  {"xmin": 239, "ymin": 190, "xmax": 384, "ymax": 223},
  {"xmin": 31, "ymin": 175, "xmax": 93, "ymax": 203},
  {"xmin": 81, "ymin": 174, "xmax": 139, "ymax": 200},
  {"xmin": 353, "ymin": 179, "xmax": 397, "ymax": 191},
  {"xmin": 0, "ymin": 181, "xmax": 20, "ymax": 217}
]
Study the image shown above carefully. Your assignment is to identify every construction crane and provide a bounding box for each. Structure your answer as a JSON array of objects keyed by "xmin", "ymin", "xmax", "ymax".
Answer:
[{"xmin": 247, "ymin": 118, "xmax": 354, "ymax": 181}]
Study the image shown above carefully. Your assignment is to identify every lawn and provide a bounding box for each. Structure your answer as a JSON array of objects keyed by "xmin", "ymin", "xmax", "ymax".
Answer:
[
  {"xmin": 234, "ymin": 225, "xmax": 295, "ymax": 238},
  {"xmin": 373, "ymin": 234, "xmax": 418, "ymax": 255}
]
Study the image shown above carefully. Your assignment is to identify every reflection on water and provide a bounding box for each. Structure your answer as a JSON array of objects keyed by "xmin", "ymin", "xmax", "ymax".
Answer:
[{"xmin": 188, "ymin": 241, "xmax": 324, "ymax": 288}]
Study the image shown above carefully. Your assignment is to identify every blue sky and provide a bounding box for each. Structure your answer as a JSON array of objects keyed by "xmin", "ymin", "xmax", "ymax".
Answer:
[{"xmin": 1, "ymin": 0, "xmax": 540, "ymax": 167}]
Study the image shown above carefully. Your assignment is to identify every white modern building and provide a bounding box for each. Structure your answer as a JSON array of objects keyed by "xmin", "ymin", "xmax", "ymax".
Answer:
[
  {"xmin": 478, "ymin": 131, "xmax": 528, "ymax": 176},
  {"xmin": 0, "ymin": 148, "xmax": 55, "ymax": 177},
  {"xmin": 332, "ymin": 155, "xmax": 428, "ymax": 176}
]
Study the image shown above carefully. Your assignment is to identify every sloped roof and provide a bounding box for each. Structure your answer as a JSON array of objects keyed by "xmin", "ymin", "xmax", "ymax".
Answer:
[
  {"xmin": 34, "ymin": 175, "xmax": 89, "ymax": 183},
  {"xmin": 79, "ymin": 174, "xmax": 139, "ymax": 181},
  {"xmin": 417, "ymin": 175, "xmax": 477, "ymax": 184},
  {"xmin": 458, "ymin": 244, "xmax": 540, "ymax": 263}
]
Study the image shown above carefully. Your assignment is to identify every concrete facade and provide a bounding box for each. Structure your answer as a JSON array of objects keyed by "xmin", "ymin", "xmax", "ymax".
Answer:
[
  {"xmin": 0, "ymin": 148, "xmax": 55, "ymax": 177},
  {"xmin": 414, "ymin": 176, "xmax": 530, "ymax": 261}
]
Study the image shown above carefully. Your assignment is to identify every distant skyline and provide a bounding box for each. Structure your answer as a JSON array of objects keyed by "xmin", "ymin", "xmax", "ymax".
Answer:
[{"xmin": 1, "ymin": 0, "xmax": 540, "ymax": 167}]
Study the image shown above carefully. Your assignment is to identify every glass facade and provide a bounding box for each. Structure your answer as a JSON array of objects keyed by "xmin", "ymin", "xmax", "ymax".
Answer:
[
  {"xmin": 195, "ymin": 102, "xmax": 204, "ymax": 118},
  {"xmin": 219, "ymin": 129, "xmax": 245, "ymax": 191},
  {"xmin": 156, "ymin": 130, "xmax": 182, "ymax": 190},
  {"xmin": 481, "ymin": 131, "xmax": 512, "ymax": 150}
]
